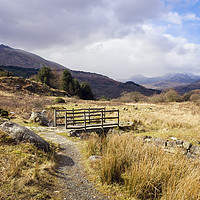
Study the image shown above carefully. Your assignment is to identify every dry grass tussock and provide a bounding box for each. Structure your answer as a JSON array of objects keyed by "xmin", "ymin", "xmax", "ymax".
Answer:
[
  {"xmin": 117, "ymin": 102, "xmax": 200, "ymax": 144},
  {"xmin": 86, "ymin": 133, "xmax": 200, "ymax": 200},
  {"xmin": 0, "ymin": 92, "xmax": 55, "ymax": 120},
  {"xmin": 0, "ymin": 130, "xmax": 62, "ymax": 200}
]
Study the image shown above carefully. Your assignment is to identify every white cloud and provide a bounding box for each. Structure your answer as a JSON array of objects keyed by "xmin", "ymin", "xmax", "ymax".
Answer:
[
  {"xmin": 34, "ymin": 24, "xmax": 200, "ymax": 79},
  {"xmin": 1, "ymin": 0, "xmax": 200, "ymax": 79}
]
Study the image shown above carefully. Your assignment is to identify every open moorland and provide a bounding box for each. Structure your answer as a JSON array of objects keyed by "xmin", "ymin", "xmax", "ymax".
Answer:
[{"xmin": 0, "ymin": 87, "xmax": 200, "ymax": 199}]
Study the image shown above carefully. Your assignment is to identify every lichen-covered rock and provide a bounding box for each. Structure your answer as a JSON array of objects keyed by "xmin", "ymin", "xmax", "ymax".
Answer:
[
  {"xmin": 190, "ymin": 146, "xmax": 200, "ymax": 157},
  {"xmin": 152, "ymin": 138, "xmax": 166, "ymax": 147},
  {"xmin": 29, "ymin": 111, "xmax": 49, "ymax": 126},
  {"xmin": 166, "ymin": 140, "xmax": 177, "ymax": 148},
  {"xmin": 183, "ymin": 141, "xmax": 192, "ymax": 150},
  {"xmin": 0, "ymin": 121, "xmax": 50, "ymax": 152}
]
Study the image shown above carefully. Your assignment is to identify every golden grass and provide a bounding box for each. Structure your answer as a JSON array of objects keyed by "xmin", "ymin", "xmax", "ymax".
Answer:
[
  {"xmin": 0, "ymin": 130, "xmax": 63, "ymax": 200},
  {"xmin": 85, "ymin": 133, "xmax": 200, "ymax": 200},
  {"xmin": 1, "ymin": 91, "xmax": 200, "ymax": 199}
]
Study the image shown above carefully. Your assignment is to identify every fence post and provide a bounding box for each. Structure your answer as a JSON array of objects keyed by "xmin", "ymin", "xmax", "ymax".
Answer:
[
  {"xmin": 84, "ymin": 111, "xmax": 86, "ymax": 130},
  {"xmin": 117, "ymin": 109, "xmax": 119, "ymax": 127},
  {"xmin": 54, "ymin": 110, "xmax": 57, "ymax": 127},
  {"xmin": 101, "ymin": 110, "xmax": 104, "ymax": 129},
  {"xmin": 72, "ymin": 108, "xmax": 75, "ymax": 125},
  {"xmin": 88, "ymin": 108, "xmax": 91, "ymax": 124},
  {"xmin": 103, "ymin": 107, "xmax": 106, "ymax": 123},
  {"xmin": 65, "ymin": 112, "xmax": 68, "ymax": 129}
]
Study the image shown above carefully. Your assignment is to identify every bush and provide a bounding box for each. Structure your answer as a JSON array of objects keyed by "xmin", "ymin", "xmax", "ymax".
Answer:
[
  {"xmin": 116, "ymin": 92, "xmax": 148, "ymax": 103},
  {"xmin": 0, "ymin": 108, "xmax": 8, "ymax": 117},
  {"xmin": 53, "ymin": 97, "xmax": 65, "ymax": 104},
  {"xmin": 164, "ymin": 89, "xmax": 181, "ymax": 102},
  {"xmin": 149, "ymin": 93, "xmax": 166, "ymax": 103}
]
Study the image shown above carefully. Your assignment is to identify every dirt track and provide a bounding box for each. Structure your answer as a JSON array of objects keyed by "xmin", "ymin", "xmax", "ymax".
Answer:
[{"xmin": 32, "ymin": 126, "xmax": 110, "ymax": 200}]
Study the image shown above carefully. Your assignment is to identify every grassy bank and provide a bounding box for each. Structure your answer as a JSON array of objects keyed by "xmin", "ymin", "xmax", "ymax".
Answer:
[
  {"xmin": 0, "ymin": 130, "xmax": 62, "ymax": 200},
  {"xmin": 85, "ymin": 133, "xmax": 200, "ymax": 200}
]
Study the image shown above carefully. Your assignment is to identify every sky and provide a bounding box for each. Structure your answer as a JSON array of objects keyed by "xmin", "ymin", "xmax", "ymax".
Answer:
[{"xmin": 1, "ymin": 0, "xmax": 200, "ymax": 80}]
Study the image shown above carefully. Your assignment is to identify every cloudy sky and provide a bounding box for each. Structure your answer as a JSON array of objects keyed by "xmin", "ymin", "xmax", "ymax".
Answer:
[{"xmin": 1, "ymin": 0, "xmax": 200, "ymax": 79}]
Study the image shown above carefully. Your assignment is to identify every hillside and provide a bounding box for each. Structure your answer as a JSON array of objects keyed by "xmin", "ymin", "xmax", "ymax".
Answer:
[
  {"xmin": 0, "ymin": 76, "xmax": 69, "ymax": 96},
  {"xmin": 0, "ymin": 44, "xmax": 159, "ymax": 98},
  {"xmin": 128, "ymin": 73, "xmax": 200, "ymax": 89},
  {"xmin": 175, "ymin": 80, "xmax": 200, "ymax": 94}
]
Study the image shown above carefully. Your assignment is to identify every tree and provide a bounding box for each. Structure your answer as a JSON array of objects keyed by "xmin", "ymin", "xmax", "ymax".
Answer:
[
  {"xmin": 80, "ymin": 82, "xmax": 95, "ymax": 100},
  {"xmin": 37, "ymin": 66, "xmax": 52, "ymax": 86},
  {"xmin": 73, "ymin": 78, "xmax": 82, "ymax": 97},
  {"xmin": 62, "ymin": 69, "xmax": 74, "ymax": 95}
]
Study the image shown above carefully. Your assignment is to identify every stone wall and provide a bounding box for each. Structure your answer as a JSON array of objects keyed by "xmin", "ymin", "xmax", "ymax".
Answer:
[{"xmin": 140, "ymin": 136, "xmax": 200, "ymax": 159}]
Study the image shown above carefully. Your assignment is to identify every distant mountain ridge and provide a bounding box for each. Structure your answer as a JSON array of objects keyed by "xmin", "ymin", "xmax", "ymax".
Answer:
[
  {"xmin": 0, "ymin": 44, "xmax": 159, "ymax": 98},
  {"xmin": 175, "ymin": 80, "xmax": 200, "ymax": 94},
  {"xmin": 128, "ymin": 73, "xmax": 200, "ymax": 89}
]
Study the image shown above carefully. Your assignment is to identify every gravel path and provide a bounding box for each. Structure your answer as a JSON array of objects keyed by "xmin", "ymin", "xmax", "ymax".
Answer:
[{"xmin": 31, "ymin": 126, "xmax": 110, "ymax": 200}]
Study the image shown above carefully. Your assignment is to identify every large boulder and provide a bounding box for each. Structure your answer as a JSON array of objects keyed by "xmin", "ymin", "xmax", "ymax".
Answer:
[
  {"xmin": 0, "ymin": 121, "xmax": 50, "ymax": 152},
  {"xmin": 29, "ymin": 111, "xmax": 49, "ymax": 126}
]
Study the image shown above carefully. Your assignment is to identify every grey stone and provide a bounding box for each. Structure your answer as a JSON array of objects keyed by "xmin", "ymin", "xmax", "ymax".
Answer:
[
  {"xmin": 186, "ymin": 152, "xmax": 196, "ymax": 159},
  {"xmin": 176, "ymin": 140, "xmax": 183, "ymax": 147},
  {"xmin": 152, "ymin": 138, "xmax": 166, "ymax": 147},
  {"xmin": 88, "ymin": 155, "xmax": 102, "ymax": 162},
  {"xmin": 144, "ymin": 138, "xmax": 151, "ymax": 143},
  {"xmin": 170, "ymin": 137, "xmax": 177, "ymax": 141},
  {"xmin": 0, "ymin": 121, "xmax": 50, "ymax": 152},
  {"xmin": 164, "ymin": 147, "xmax": 177, "ymax": 154},
  {"xmin": 190, "ymin": 146, "xmax": 200, "ymax": 156},
  {"xmin": 183, "ymin": 141, "xmax": 192, "ymax": 150},
  {"xmin": 29, "ymin": 111, "xmax": 49, "ymax": 126},
  {"xmin": 166, "ymin": 140, "xmax": 177, "ymax": 148}
]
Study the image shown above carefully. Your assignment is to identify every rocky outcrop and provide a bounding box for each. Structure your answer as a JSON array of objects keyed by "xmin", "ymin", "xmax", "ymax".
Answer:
[
  {"xmin": 0, "ymin": 121, "xmax": 50, "ymax": 152},
  {"xmin": 29, "ymin": 111, "xmax": 49, "ymax": 126}
]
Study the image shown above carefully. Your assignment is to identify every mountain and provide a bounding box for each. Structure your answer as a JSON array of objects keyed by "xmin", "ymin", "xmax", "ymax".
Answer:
[
  {"xmin": 175, "ymin": 80, "xmax": 200, "ymax": 94},
  {"xmin": 128, "ymin": 73, "xmax": 200, "ymax": 89},
  {"xmin": 0, "ymin": 44, "xmax": 65, "ymax": 71},
  {"xmin": 0, "ymin": 44, "xmax": 159, "ymax": 98}
]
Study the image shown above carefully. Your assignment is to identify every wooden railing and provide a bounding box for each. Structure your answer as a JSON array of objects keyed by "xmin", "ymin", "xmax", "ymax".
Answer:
[{"xmin": 54, "ymin": 108, "xmax": 119, "ymax": 130}]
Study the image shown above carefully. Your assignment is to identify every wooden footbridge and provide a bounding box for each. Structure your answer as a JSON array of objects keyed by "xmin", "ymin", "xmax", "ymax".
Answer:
[{"xmin": 54, "ymin": 107, "xmax": 119, "ymax": 131}]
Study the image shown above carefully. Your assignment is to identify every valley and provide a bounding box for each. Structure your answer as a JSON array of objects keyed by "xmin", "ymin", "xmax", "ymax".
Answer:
[{"xmin": 0, "ymin": 44, "xmax": 200, "ymax": 199}]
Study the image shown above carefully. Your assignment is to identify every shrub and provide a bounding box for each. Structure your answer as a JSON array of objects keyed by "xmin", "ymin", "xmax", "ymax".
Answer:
[
  {"xmin": 53, "ymin": 97, "xmax": 65, "ymax": 104},
  {"xmin": 0, "ymin": 108, "xmax": 8, "ymax": 117},
  {"xmin": 149, "ymin": 93, "xmax": 166, "ymax": 103},
  {"xmin": 116, "ymin": 92, "xmax": 148, "ymax": 103},
  {"xmin": 164, "ymin": 89, "xmax": 181, "ymax": 102}
]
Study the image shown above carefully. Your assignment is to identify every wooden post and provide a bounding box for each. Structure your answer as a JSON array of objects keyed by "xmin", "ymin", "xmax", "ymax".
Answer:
[
  {"xmin": 65, "ymin": 112, "xmax": 68, "ymax": 129},
  {"xmin": 88, "ymin": 108, "xmax": 91, "ymax": 124},
  {"xmin": 54, "ymin": 110, "xmax": 57, "ymax": 127},
  {"xmin": 101, "ymin": 110, "xmax": 104, "ymax": 129},
  {"xmin": 117, "ymin": 109, "xmax": 119, "ymax": 127},
  {"xmin": 84, "ymin": 111, "xmax": 86, "ymax": 130},
  {"xmin": 72, "ymin": 108, "xmax": 75, "ymax": 125},
  {"xmin": 103, "ymin": 107, "xmax": 106, "ymax": 123}
]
